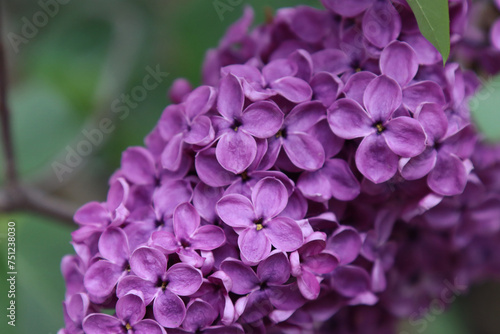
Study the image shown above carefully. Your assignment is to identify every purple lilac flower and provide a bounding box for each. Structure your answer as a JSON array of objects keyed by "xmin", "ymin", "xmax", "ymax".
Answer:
[
  {"xmin": 328, "ymin": 75, "xmax": 426, "ymax": 183},
  {"xmin": 216, "ymin": 177, "xmax": 303, "ymax": 263}
]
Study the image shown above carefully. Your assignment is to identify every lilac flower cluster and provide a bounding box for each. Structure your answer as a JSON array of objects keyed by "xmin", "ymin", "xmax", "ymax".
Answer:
[{"xmin": 60, "ymin": 1, "xmax": 500, "ymax": 333}]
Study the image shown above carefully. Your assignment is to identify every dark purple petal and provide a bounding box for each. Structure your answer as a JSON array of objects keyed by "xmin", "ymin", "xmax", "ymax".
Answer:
[
  {"xmin": 428, "ymin": 152, "xmax": 467, "ymax": 196},
  {"xmin": 190, "ymin": 225, "xmax": 226, "ymax": 250},
  {"xmin": 216, "ymin": 130, "xmax": 257, "ymax": 174},
  {"xmin": 240, "ymin": 101, "xmax": 284, "ymax": 138},
  {"xmin": 290, "ymin": 7, "xmax": 328, "ymax": 43},
  {"xmin": 166, "ymin": 263, "xmax": 203, "ymax": 296},
  {"xmin": 238, "ymin": 227, "xmax": 272, "ymax": 263},
  {"xmin": 98, "ymin": 227, "xmax": 129, "ymax": 265},
  {"xmin": 173, "ymin": 203, "xmax": 200, "ymax": 240},
  {"xmin": 355, "ymin": 133, "xmax": 398, "ymax": 183},
  {"xmin": 380, "ymin": 41, "xmax": 418, "ymax": 86},
  {"xmin": 323, "ymin": 159, "xmax": 360, "ymax": 201},
  {"xmin": 82, "ymin": 314, "xmax": 122, "ymax": 334},
  {"xmin": 399, "ymin": 147, "xmax": 437, "ymax": 180},
  {"xmin": 331, "ymin": 265, "xmax": 371, "ymax": 297},
  {"xmin": 266, "ymin": 283, "xmax": 307, "ymax": 310},
  {"xmin": 283, "ymin": 133, "xmax": 325, "ymax": 171},
  {"xmin": 265, "ymin": 217, "xmax": 304, "ymax": 252},
  {"xmin": 311, "ymin": 72, "xmax": 343, "ymax": 107},
  {"xmin": 153, "ymin": 180, "xmax": 193, "ymax": 219},
  {"xmin": 415, "ymin": 103, "xmax": 448, "ymax": 143},
  {"xmin": 216, "ymin": 194, "xmax": 255, "ymax": 228},
  {"xmin": 84, "ymin": 261, "xmax": 124, "ymax": 298},
  {"xmin": 363, "ymin": 75, "xmax": 402, "ymax": 122},
  {"xmin": 312, "ymin": 49, "xmax": 350, "ymax": 74},
  {"xmin": 129, "ymin": 246, "xmax": 167, "ymax": 282},
  {"xmin": 328, "ymin": 99, "xmax": 374, "ymax": 139},
  {"xmin": 270, "ymin": 77, "xmax": 312, "ymax": 103},
  {"xmin": 220, "ymin": 259, "xmax": 260, "ymax": 294},
  {"xmin": 285, "ymin": 101, "xmax": 326, "ymax": 133},
  {"xmin": 383, "ymin": 117, "xmax": 426, "ymax": 157},
  {"xmin": 116, "ymin": 293, "xmax": 145, "ymax": 325},
  {"xmin": 321, "ymin": 0, "xmax": 374, "ymax": 17},
  {"xmin": 326, "ymin": 227, "xmax": 362, "ymax": 265},
  {"xmin": 195, "ymin": 148, "xmax": 236, "ymax": 187},
  {"xmin": 183, "ymin": 299, "xmax": 218, "ymax": 332},
  {"xmin": 193, "ymin": 182, "xmax": 224, "ymax": 223},
  {"xmin": 303, "ymin": 253, "xmax": 338, "ymax": 274},
  {"xmin": 257, "ymin": 252, "xmax": 290, "ymax": 285},
  {"xmin": 252, "ymin": 177, "xmax": 288, "ymax": 219},
  {"xmin": 217, "ymin": 74, "xmax": 244, "ymax": 120},
  {"xmin": 121, "ymin": 147, "xmax": 156, "ymax": 185},
  {"xmin": 403, "ymin": 81, "xmax": 445, "ymax": 112},
  {"xmin": 154, "ymin": 289, "xmax": 186, "ymax": 328}
]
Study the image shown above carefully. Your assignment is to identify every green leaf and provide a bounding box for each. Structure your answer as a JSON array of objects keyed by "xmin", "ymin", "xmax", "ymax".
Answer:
[
  {"xmin": 406, "ymin": 0, "xmax": 450, "ymax": 65},
  {"xmin": 470, "ymin": 74, "xmax": 500, "ymax": 142}
]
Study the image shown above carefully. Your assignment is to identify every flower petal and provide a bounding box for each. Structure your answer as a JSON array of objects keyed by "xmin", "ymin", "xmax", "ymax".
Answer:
[
  {"xmin": 311, "ymin": 49, "xmax": 350, "ymax": 75},
  {"xmin": 355, "ymin": 133, "xmax": 398, "ymax": 183},
  {"xmin": 362, "ymin": 0, "xmax": 401, "ymax": 48},
  {"xmin": 153, "ymin": 180, "xmax": 193, "ymax": 219},
  {"xmin": 217, "ymin": 74, "xmax": 244, "ymax": 120},
  {"xmin": 383, "ymin": 116, "xmax": 426, "ymax": 157},
  {"xmin": 238, "ymin": 227, "xmax": 272, "ymax": 263},
  {"xmin": 241, "ymin": 101, "xmax": 284, "ymax": 138},
  {"xmin": 161, "ymin": 133, "xmax": 184, "ymax": 171},
  {"xmin": 331, "ymin": 265, "xmax": 371, "ymax": 297},
  {"xmin": 116, "ymin": 276, "xmax": 158, "ymax": 305},
  {"xmin": 121, "ymin": 147, "xmax": 156, "ymax": 185},
  {"xmin": 415, "ymin": 103, "xmax": 448, "ymax": 144},
  {"xmin": 428, "ymin": 152, "xmax": 467, "ymax": 196},
  {"xmin": 265, "ymin": 217, "xmax": 304, "ymax": 252},
  {"xmin": 216, "ymin": 194, "xmax": 255, "ymax": 228},
  {"xmin": 343, "ymin": 71, "xmax": 377, "ymax": 106},
  {"xmin": 252, "ymin": 177, "xmax": 288, "ymax": 219},
  {"xmin": 298, "ymin": 270, "xmax": 321, "ymax": 300},
  {"xmin": 220, "ymin": 259, "xmax": 260, "ymax": 294},
  {"xmin": 323, "ymin": 159, "xmax": 360, "ymax": 201},
  {"xmin": 98, "ymin": 227, "xmax": 129, "ymax": 265},
  {"xmin": 216, "ymin": 130, "xmax": 257, "ymax": 174},
  {"xmin": 403, "ymin": 81, "xmax": 445, "ymax": 112},
  {"xmin": 184, "ymin": 115, "xmax": 214, "ymax": 145},
  {"xmin": 116, "ymin": 293, "xmax": 145, "ymax": 325},
  {"xmin": 257, "ymin": 252, "xmax": 290, "ymax": 285},
  {"xmin": 283, "ymin": 133, "xmax": 325, "ymax": 171},
  {"xmin": 326, "ymin": 227, "xmax": 362, "ymax": 265},
  {"xmin": 270, "ymin": 77, "xmax": 312, "ymax": 103},
  {"xmin": 82, "ymin": 314, "xmax": 122, "ymax": 334},
  {"xmin": 166, "ymin": 263, "xmax": 203, "ymax": 296},
  {"xmin": 310, "ymin": 72, "xmax": 343, "ymax": 107},
  {"xmin": 190, "ymin": 225, "xmax": 226, "ymax": 251},
  {"xmin": 327, "ymin": 98, "xmax": 374, "ymax": 139},
  {"xmin": 154, "ymin": 289, "xmax": 186, "ymax": 328},
  {"xmin": 151, "ymin": 231, "xmax": 179, "ymax": 254},
  {"xmin": 399, "ymin": 147, "xmax": 437, "ymax": 180},
  {"xmin": 185, "ymin": 86, "xmax": 216, "ymax": 119},
  {"xmin": 183, "ymin": 299, "xmax": 218, "ymax": 332},
  {"xmin": 380, "ymin": 41, "xmax": 418, "ymax": 86},
  {"xmin": 285, "ymin": 101, "xmax": 326, "ymax": 133},
  {"xmin": 84, "ymin": 261, "xmax": 123, "ymax": 298},
  {"xmin": 195, "ymin": 148, "xmax": 236, "ymax": 187},
  {"xmin": 134, "ymin": 319, "xmax": 167, "ymax": 334},
  {"xmin": 74, "ymin": 202, "xmax": 110, "ymax": 226},
  {"xmin": 321, "ymin": 0, "xmax": 374, "ymax": 17},
  {"xmin": 173, "ymin": 202, "xmax": 200, "ymax": 240},
  {"xmin": 130, "ymin": 246, "xmax": 167, "ymax": 282},
  {"xmin": 363, "ymin": 75, "xmax": 402, "ymax": 122}
]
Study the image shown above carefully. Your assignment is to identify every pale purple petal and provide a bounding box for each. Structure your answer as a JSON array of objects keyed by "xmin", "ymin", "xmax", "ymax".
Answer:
[
  {"xmin": 298, "ymin": 270, "xmax": 321, "ymax": 300},
  {"xmin": 323, "ymin": 159, "xmax": 360, "ymax": 201},
  {"xmin": 151, "ymin": 231, "xmax": 179, "ymax": 253},
  {"xmin": 363, "ymin": 75, "xmax": 402, "ymax": 122},
  {"xmin": 262, "ymin": 59, "xmax": 296, "ymax": 83},
  {"xmin": 195, "ymin": 148, "xmax": 236, "ymax": 187},
  {"xmin": 82, "ymin": 314, "xmax": 122, "ymax": 334},
  {"xmin": 290, "ymin": 7, "xmax": 328, "ymax": 43},
  {"xmin": 265, "ymin": 217, "xmax": 304, "ymax": 252},
  {"xmin": 283, "ymin": 133, "xmax": 325, "ymax": 171},
  {"xmin": 240, "ymin": 101, "xmax": 284, "ymax": 138},
  {"xmin": 74, "ymin": 202, "xmax": 110, "ymax": 226},
  {"xmin": 185, "ymin": 86, "xmax": 216, "ymax": 119},
  {"xmin": 326, "ymin": 227, "xmax": 362, "ymax": 265},
  {"xmin": 184, "ymin": 116, "xmax": 214, "ymax": 145},
  {"xmin": 491, "ymin": 19, "xmax": 500, "ymax": 50},
  {"xmin": 399, "ymin": 147, "xmax": 437, "ymax": 180},
  {"xmin": 121, "ymin": 147, "xmax": 156, "ymax": 185},
  {"xmin": 270, "ymin": 77, "xmax": 312, "ymax": 103},
  {"xmin": 327, "ymin": 99, "xmax": 374, "ymax": 139},
  {"xmin": 161, "ymin": 133, "xmax": 184, "ymax": 171},
  {"xmin": 134, "ymin": 319, "xmax": 167, "ymax": 334},
  {"xmin": 190, "ymin": 225, "xmax": 226, "ymax": 250},
  {"xmin": 257, "ymin": 252, "xmax": 290, "ymax": 285},
  {"xmin": 252, "ymin": 177, "xmax": 288, "ymax": 219},
  {"xmin": 154, "ymin": 289, "xmax": 186, "ymax": 328},
  {"xmin": 220, "ymin": 259, "xmax": 260, "ymax": 294},
  {"xmin": 331, "ymin": 265, "xmax": 371, "ymax": 297},
  {"xmin": 428, "ymin": 152, "xmax": 467, "ymax": 196},
  {"xmin": 238, "ymin": 227, "xmax": 272, "ymax": 263},
  {"xmin": 415, "ymin": 103, "xmax": 448, "ymax": 144},
  {"xmin": 310, "ymin": 72, "xmax": 343, "ymax": 107},
  {"xmin": 217, "ymin": 74, "xmax": 244, "ymax": 120},
  {"xmin": 403, "ymin": 81, "xmax": 445, "ymax": 112},
  {"xmin": 266, "ymin": 283, "xmax": 307, "ymax": 310},
  {"xmin": 129, "ymin": 247, "xmax": 167, "ymax": 282},
  {"xmin": 216, "ymin": 194, "xmax": 255, "ymax": 228},
  {"xmin": 183, "ymin": 299, "xmax": 218, "ymax": 332},
  {"xmin": 303, "ymin": 253, "xmax": 338, "ymax": 274},
  {"xmin": 343, "ymin": 71, "xmax": 377, "ymax": 106},
  {"xmin": 166, "ymin": 263, "xmax": 203, "ymax": 296},
  {"xmin": 153, "ymin": 180, "xmax": 193, "ymax": 219},
  {"xmin": 216, "ymin": 130, "xmax": 257, "ymax": 174},
  {"xmin": 383, "ymin": 117, "xmax": 426, "ymax": 157},
  {"xmin": 159, "ymin": 105, "xmax": 187, "ymax": 140},
  {"xmin": 116, "ymin": 293, "xmax": 145, "ymax": 325},
  {"xmin": 355, "ymin": 133, "xmax": 398, "ymax": 183},
  {"xmin": 98, "ymin": 227, "xmax": 129, "ymax": 265},
  {"xmin": 193, "ymin": 182, "xmax": 224, "ymax": 223},
  {"xmin": 380, "ymin": 41, "xmax": 418, "ymax": 86},
  {"xmin": 311, "ymin": 49, "xmax": 350, "ymax": 74},
  {"xmin": 173, "ymin": 202, "xmax": 200, "ymax": 240},
  {"xmin": 84, "ymin": 261, "xmax": 123, "ymax": 298},
  {"xmin": 116, "ymin": 276, "xmax": 158, "ymax": 304},
  {"xmin": 362, "ymin": 1, "xmax": 401, "ymax": 48}
]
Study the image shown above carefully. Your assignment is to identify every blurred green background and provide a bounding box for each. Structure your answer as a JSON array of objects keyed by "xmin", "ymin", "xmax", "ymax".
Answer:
[{"xmin": 0, "ymin": 0, "xmax": 499, "ymax": 333}]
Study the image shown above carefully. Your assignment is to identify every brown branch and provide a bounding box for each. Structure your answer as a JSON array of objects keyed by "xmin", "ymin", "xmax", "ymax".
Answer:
[{"xmin": 0, "ymin": 2, "xmax": 18, "ymax": 188}]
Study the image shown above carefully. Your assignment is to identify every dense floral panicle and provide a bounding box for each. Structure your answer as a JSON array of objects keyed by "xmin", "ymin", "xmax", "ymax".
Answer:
[{"xmin": 61, "ymin": 1, "xmax": 500, "ymax": 333}]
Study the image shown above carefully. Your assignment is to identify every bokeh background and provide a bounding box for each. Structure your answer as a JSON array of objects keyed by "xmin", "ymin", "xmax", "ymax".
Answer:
[{"xmin": 0, "ymin": 0, "xmax": 499, "ymax": 333}]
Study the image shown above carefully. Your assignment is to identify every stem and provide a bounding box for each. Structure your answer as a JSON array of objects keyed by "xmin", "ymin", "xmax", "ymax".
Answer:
[{"xmin": 0, "ymin": 3, "xmax": 18, "ymax": 187}]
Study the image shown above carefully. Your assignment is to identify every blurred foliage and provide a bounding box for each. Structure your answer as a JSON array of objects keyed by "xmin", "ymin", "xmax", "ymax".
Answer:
[{"xmin": 0, "ymin": 1, "xmax": 499, "ymax": 333}]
